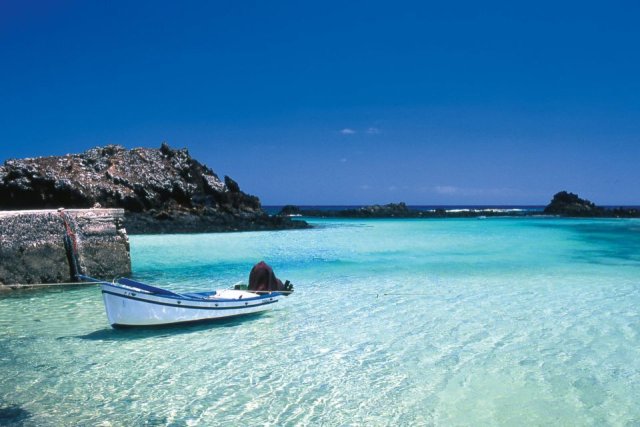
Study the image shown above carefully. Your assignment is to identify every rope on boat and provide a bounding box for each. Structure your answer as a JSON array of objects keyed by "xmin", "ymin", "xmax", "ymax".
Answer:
[{"xmin": 2, "ymin": 281, "xmax": 98, "ymax": 289}]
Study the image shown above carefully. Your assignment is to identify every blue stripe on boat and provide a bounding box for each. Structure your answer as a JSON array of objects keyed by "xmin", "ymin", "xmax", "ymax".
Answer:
[
  {"xmin": 102, "ymin": 290, "xmax": 279, "ymax": 310},
  {"xmin": 104, "ymin": 282, "xmax": 276, "ymax": 302}
]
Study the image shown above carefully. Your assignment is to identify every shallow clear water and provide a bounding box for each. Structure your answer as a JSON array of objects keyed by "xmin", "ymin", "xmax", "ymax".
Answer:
[{"xmin": 1, "ymin": 217, "xmax": 640, "ymax": 425}]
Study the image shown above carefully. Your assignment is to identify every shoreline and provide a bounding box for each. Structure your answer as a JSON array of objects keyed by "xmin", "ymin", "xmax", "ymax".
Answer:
[{"xmin": 274, "ymin": 200, "xmax": 640, "ymax": 219}]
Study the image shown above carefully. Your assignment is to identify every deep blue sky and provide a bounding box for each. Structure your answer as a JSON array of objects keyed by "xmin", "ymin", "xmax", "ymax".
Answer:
[{"xmin": 1, "ymin": 1, "xmax": 639, "ymax": 205}]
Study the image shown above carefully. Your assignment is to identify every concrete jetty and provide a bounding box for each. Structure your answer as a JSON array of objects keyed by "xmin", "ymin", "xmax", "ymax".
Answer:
[{"xmin": 0, "ymin": 208, "xmax": 131, "ymax": 288}]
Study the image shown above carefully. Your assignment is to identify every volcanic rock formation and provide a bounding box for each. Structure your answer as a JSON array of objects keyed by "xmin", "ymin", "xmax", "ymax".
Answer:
[
  {"xmin": 0, "ymin": 143, "xmax": 308, "ymax": 233},
  {"xmin": 543, "ymin": 191, "xmax": 639, "ymax": 218}
]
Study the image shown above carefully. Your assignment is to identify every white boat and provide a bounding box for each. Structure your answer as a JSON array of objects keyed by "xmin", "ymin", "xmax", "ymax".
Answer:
[{"xmin": 81, "ymin": 276, "xmax": 282, "ymax": 327}]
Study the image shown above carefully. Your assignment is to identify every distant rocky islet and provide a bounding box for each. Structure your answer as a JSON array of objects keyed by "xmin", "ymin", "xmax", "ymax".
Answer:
[{"xmin": 277, "ymin": 192, "xmax": 640, "ymax": 218}]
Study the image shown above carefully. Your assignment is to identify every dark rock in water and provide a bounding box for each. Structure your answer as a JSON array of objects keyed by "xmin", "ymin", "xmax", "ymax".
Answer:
[
  {"xmin": 345, "ymin": 202, "xmax": 412, "ymax": 217},
  {"xmin": 543, "ymin": 191, "xmax": 640, "ymax": 217},
  {"xmin": 280, "ymin": 203, "xmax": 418, "ymax": 218},
  {"xmin": 0, "ymin": 404, "xmax": 31, "ymax": 425},
  {"xmin": 280, "ymin": 203, "xmax": 530, "ymax": 218},
  {"xmin": 278, "ymin": 205, "xmax": 303, "ymax": 216},
  {"xmin": 0, "ymin": 144, "xmax": 308, "ymax": 233},
  {"xmin": 543, "ymin": 191, "xmax": 604, "ymax": 216},
  {"xmin": 282, "ymin": 195, "xmax": 640, "ymax": 219},
  {"xmin": 333, "ymin": 202, "xmax": 413, "ymax": 218},
  {"xmin": 609, "ymin": 206, "xmax": 640, "ymax": 217}
]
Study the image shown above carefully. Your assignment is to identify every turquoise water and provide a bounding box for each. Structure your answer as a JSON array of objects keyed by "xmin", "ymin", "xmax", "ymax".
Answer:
[{"xmin": 1, "ymin": 217, "xmax": 640, "ymax": 425}]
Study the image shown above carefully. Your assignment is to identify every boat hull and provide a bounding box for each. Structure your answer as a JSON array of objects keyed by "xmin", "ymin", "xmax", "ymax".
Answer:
[{"xmin": 101, "ymin": 283, "xmax": 280, "ymax": 327}]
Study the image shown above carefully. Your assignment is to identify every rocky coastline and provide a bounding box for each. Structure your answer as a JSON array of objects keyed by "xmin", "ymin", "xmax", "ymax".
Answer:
[
  {"xmin": 278, "ymin": 203, "xmax": 532, "ymax": 218},
  {"xmin": 0, "ymin": 144, "xmax": 309, "ymax": 234},
  {"xmin": 542, "ymin": 191, "xmax": 639, "ymax": 217},
  {"xmin": 1, "ymin": 143, "xmax": 636, "ymax": 234},
  {"xmin": 279, "ymin": 192, "xmax": 640, "ymax": 219}
]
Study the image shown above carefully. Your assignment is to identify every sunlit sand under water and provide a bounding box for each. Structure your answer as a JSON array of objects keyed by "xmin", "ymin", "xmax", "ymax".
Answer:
[{"xmin": 1, "ymin": 217, "xmax": 640, "ymax": 425}]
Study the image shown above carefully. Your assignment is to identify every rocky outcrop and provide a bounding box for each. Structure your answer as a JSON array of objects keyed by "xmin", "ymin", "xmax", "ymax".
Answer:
[
  {"xmin": 0, "ymin": 143, "xmax": 308, "ymax": 233},
  {"xmin": 543, "ymin": 191, "xmax": 603, "ymax": 216},
  {"xmin": 278, "ymin": 205, "xmax": 303, "ymax": 216},
  {"xmin": 335, "ymin": 203, "xmax": 414, "ymax": 218},
  {"xmin": 543, "ymin": 191, "xmax": 639, "ymax": 217},
  {"xmin": 278, "ymin": 203, "xmax": 529, "ymax": 218},
  {"xmin": 281, "ymin": 193, "xmax": 640, "ymax": 219},
  {"xmin": 279, "ymin": 203, "xmax": 417, "ymax": 218},
  {"xmin": 0, "ymin": 209, "xmax": 130, "ymax": 287}
]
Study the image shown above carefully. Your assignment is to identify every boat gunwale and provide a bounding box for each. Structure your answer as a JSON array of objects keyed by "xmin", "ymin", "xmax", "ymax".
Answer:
[
  {"xmin": 102, "ymin": 288, "xmax": 280, "ymax": 311},
  {"xmin": 101, "ymin": 282, "xmax": 281, "ymax": 305}
]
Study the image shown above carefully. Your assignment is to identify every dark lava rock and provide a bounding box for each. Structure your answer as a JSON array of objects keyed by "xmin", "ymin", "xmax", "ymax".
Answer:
[
  {"xmin": 282, "ymin": 203, "xmax": 425, "ymax": 218},
  {"xmin": 0, "ymin": 144, "xmax": 308, "ymax": 233},
  {"xmin": 339, "ymin": 202, "xmax": 413, "ymax": 218},
  {"xmin": 543, "ymin": 191, "xmax": 639, "ymax": 218},
  {"xmin": 0, "ymin": 404, "xmax": 31, "ymax": 425},
  {"xmin": 282, "ymin": 192, "xmax": 640, "ymax": 220},
  {"xmin": 278, "ymin": 205, "xmax": 303, "ymax": 216},
  {"xmin": 543, "ymin": 191, "xmax": 604, "ymax": 217}
]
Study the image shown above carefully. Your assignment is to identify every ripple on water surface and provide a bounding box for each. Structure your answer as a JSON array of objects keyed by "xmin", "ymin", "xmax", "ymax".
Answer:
[{"xmin": 1, "ymin": 217, "xmax": 640, "ymax": 425}]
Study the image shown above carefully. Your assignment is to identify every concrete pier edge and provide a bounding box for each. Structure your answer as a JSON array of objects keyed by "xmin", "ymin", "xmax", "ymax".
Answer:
[{"xmin": 0, "ymin": 208, "xmax": 131, "ymax": 288}]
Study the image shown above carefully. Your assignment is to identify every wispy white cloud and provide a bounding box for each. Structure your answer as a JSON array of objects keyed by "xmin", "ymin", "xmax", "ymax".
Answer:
[
  {"xmin": 340, "ymin": 158, "xmax": 347, "ymax": 163},
  {"xmin": 339, "ymin": 127, "xmax": 379, "ymax": 135},
  {"xmin": 433, "ymin": 185, "xmax": 520, "ymax": 197},
  {"xmin": 360, "ymin": 184, "xmax": 371, "ymax": 190},
  {"xmin": 434, "ymin": 185, "xmax": 458, "ymax": 195}
]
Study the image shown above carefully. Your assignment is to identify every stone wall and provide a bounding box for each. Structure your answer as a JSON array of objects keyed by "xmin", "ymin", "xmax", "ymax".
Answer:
[{"xmin": 0, "ymin": 208, "xmax": 131, "ymax": 288}]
